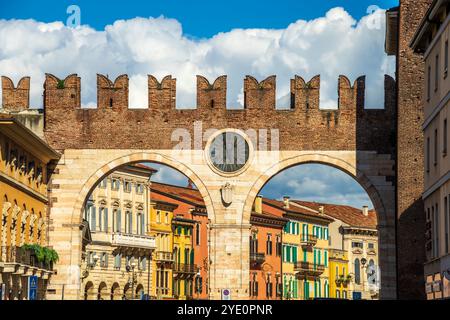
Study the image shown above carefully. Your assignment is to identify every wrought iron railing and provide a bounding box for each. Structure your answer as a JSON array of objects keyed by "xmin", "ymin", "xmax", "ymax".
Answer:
[{"xmin": 1, "ymin": 246, "xmax": 53, "ymax": 270}]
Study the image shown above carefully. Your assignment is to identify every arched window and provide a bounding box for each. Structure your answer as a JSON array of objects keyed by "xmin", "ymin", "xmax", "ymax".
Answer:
[
  {"xmin": 354, "ymin": 258, "xmax": 361, "ymax": 284},
  {"xmin": 195, "ymin": 224, "xmax": 200, "ymax": 246}
]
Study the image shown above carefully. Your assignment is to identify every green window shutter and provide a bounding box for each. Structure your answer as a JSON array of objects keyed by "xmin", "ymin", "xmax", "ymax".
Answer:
[
  {"xmin": 318, "ymin": 250, "xmax": 321, "ymax": 265},
  {"xmin": 293, "ymin": 280, "xmax": 298, "ymax": 298},
  {"xmin": 314, "ymin": 280, "xmax": 318, "ymax": 298},
  {"xmin": 319, "ymin": 280, "xmax": 322, "ymax": 297},
  {"xmin": 324, "ymin": 250, "xmax": 328, "ymax": 267},
  {"xmin": 293, "ymin": 246, "xmax": 297, "ymax": 262},
  {"xmin": 303, "ymin": 250, "xmax": 307, "ymax": 262},
  {"xmin": 303, "ymin": 280, "xmax": 309, "ymax": 299}
]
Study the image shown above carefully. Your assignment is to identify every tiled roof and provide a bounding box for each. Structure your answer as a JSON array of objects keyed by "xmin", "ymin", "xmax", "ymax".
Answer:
[
  {"xmin": 262, "ymin": 198, "xmax": 333, "ymax": 223},
  {"xmin": 150, "ymin": 182, "xmax": 206, "ymax": 207},
  {"xmin": 291, "ymin": 200, "xmax": 377, "ymax": 229},
  {"xmin": 131, "ymin": 163, "xmax": 158, "ymax": 172}
]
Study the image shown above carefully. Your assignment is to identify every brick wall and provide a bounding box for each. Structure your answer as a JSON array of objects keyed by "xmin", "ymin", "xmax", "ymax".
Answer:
[
  {"xmin": 1, "ymin": 76, "xmax": 30, "ymax": 112},
  {"xmin": 396, "ymin": 0, "xmax": 433, "ymax": 300},
  {"xmin": 40, "ymin": 73, "xmax": 396, "ymax": 155}
]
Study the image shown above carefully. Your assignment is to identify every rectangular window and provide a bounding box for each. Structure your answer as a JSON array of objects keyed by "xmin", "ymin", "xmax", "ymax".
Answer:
[
  {"xmin": 445, "ymin": 196, "xmax": 449, "ymax": 254},
  {"xmin": 445, "ymin": 40, "xmax": 449, "ymax": 77},
  {"xmin": 352, "ymin": 242, "xmax": 363, "ymax": 248},
  {"xmin": 114, "ymin": 253, "xmax": 121, "ymax": 269},
  {"xmin": 435, "ymin": 54, "xmax": 440, "ymax": 92},
  {"xmin": 427, "ymin": 65, "xmax": 431, "ymax": 101},
  {"xmin": 435, "ymin": 129, "xmax": 438, "ymax": 166},
  {"xmin": 266, "ymin": 234, "xmax": 273, "ymax": 255},
  {"xmin": 276, "ymin": 235, "xmax": 282, "ymax": 257},
  {"xmin": 427, "ymin": 137, "xmax": 431, "ymax": 173},
  {"xmin": 444, "ymin": 118, "xmax": 448, "ymax": 156},
  {"xmin": 434, "ymin": 204, "xmax": 440, "ymax": 258}
]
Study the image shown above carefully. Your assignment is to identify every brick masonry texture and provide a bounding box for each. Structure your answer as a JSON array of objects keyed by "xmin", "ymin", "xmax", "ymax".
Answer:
[
  {"xmin": 41, "ymin": 73, "xmax": 396, "ymax": 156},
  {"xmin": 1, "ymin": 76, "xmax": 30, "ymax": 112},
  {"xmin": 396, "ymin": 0, "xmax": 433, "ymax": 300}
]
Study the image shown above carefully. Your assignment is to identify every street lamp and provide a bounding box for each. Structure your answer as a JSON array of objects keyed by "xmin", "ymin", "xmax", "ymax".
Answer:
[
  {"xmin": 195, "ymin": 271, "xmax": 201, "ymax": 300},
  {"xmin": 361, "ymin": 258, "xmax": 367, "ymax": 297},
  {"xmin": 126, "ymin": 261, "xmax": 137, "ymax": 300}
]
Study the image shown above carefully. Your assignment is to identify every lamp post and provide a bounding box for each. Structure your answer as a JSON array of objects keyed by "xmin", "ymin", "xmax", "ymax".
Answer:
[
  {"xmin": 195, "ymin": 271, "xmax": 201, "ymax": 300},
  {"xmin": 126, "ymin": 261, "xmax": 137, "ymax": 300},
  {"xmin": 361, "ymin": 258, "xmax": 367, "ymax": 298}
]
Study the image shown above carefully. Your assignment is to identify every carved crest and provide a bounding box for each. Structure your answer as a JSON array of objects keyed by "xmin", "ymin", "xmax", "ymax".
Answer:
[{"xmin": 220, "ymin": 183, "xmax": 233, "ymax": 207}]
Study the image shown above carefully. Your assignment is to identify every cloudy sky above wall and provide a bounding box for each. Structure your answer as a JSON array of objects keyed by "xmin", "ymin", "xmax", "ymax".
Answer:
[
  {"xmin": 0, "ymin": 1, "xmax": 396, "ymax": 109},
  {"xmin": 0, "ymin": 1, "xmax": 392, "ymax": 209}
]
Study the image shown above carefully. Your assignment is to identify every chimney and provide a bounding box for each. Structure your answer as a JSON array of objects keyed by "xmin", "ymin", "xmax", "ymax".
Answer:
[
  {"xmin": 318, "ymin": 206, "xmax": 324, "ymax": 215},
  {"xmin": 187, "ymin": 179, "xmax": 194, "ymax": 189},
  {"xmin": 255, "ymin": 195, "xmax": 263, "ymax": 214},
  {"xmin": 362, "ymin": 205, "xmax": 369, "ymax": 216},
  {"xmin": 283, "ymin": 196, "xmax": 290, "ymax": 209}
]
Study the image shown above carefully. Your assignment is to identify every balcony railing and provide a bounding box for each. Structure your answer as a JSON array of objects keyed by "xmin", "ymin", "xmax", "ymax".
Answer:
[
  {"xmin": 155, "ymin": 251, "xmax": 174, "ymax": 262},
  {"xmin": 294, "ymin": 261, "xmax": 325, "ymax": 277},
  {"xmin": 250, "ymin": 252, "xmax": 266, "ymax": 265},
  {"xmin": 173, "ymin": 263, "xmax": 199, "ymax": 274},
  {"xmin": 300, "ymin": 234, "xmax": 318, "ymax": 247},
  {"xmin": 111, "ymin": 233, "xmax": 156, "ymax": 250},
  {"xmin": 1, "ymin": 246, "xmax": 53, "ymax": 271}
]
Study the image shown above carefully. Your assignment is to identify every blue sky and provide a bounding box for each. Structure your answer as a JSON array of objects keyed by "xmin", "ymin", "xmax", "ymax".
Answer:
[
  {"xmin": 0, "ymin": 0, "xmax": 398, "ymax": 37},
  {"xmin": 149, "ymin": 163, "xmax": 373, "ymax": 209},
  {"xmin": 0, "ymin": 1, "xmax": 387, "ymax": 209}
]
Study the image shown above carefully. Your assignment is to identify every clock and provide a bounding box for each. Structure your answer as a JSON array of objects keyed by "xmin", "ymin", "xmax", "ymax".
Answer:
[{"xmin": 208, "ymin": 132, "xmax": 250, "ymax": 173}]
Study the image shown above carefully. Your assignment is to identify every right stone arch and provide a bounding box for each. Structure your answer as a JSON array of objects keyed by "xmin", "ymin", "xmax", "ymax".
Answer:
[{"xmin": 242, "ymin": 152, "xmax": 397, "ymax": 299}]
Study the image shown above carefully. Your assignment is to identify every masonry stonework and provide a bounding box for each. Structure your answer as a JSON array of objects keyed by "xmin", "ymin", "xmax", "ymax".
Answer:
[
  {"xmin": 396, "ymin": 0, "xmax": 433, "ymax": 300},
  {"xmin": 2, "ymin": 72, "xmax": 398, "ymax": 299}
]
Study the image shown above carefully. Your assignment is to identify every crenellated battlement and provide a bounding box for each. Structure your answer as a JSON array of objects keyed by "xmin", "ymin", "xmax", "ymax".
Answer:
[
  {"xmin": 1, "ymin": 73, "xmax": 396, "ymax": 153},
  {"xmin": 1, "ymin": 76, "xmax": 30, "ymax": 112},
  {"xmin": 35, "ymin": 73, "xmax": 396, "ymax": 111}
]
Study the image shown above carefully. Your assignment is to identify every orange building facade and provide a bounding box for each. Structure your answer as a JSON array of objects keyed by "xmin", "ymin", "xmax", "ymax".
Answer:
[
  {"xmin": 249, "ymin": 196, "xmax": 287, "ymax": 300},
  {"xmin": 150, "ymin": 182, "xmax": 209, "ymax": 300}
]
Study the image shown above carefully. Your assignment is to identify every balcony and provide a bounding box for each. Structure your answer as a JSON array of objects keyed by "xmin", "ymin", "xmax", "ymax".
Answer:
[
  {"xmin": 250, "ymin": 252, "xmax": 266, "ymax": 265},
  {"xmin": 300, "ymin": 234, "xmax": 318, "ymax": 248},
  {"xmin": 111, "ymin": 233, "xmax": 156, "ymax": 250},
  {"xmin": 1, "ymin": 246, "xmax": 53, "ymax": 276},
  {"xmin": 294, "ymin": 261, "xmax": 325, "ymax": 277},
  {"xmin": 155, "ymin": 251, "xmax": 174, "ymax": 262},
  {"xmin": 173, "ymin": 263, "xmax": 199, "ymax": 275}
]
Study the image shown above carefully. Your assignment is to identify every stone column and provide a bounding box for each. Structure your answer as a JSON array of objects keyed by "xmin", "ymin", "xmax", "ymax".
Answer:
[
  {"xmin": 10, "ymin": 205, "xmax": 20, "ymax": 249},
  {"xmin": 19, "ymin": 210, "xmax": 29, "ymax": 246},
  {"xmin": 1, "ymin": 202, "xmax": 11, "ymax": 262},
  {"xmin": 209, "ymin": 223, "xmax": 250, "ymax": 300}
]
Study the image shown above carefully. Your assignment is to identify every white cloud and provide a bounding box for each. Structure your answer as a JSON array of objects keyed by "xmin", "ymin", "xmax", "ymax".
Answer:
[{"xmin": 0, "ymin": 7, "xmax": 394, "ymax": 109}]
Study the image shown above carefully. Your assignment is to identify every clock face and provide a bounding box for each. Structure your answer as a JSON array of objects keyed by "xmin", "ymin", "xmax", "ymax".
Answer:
[{"xmin": 209, "ymin": 132, "xmax": 249, "ymax": 173}]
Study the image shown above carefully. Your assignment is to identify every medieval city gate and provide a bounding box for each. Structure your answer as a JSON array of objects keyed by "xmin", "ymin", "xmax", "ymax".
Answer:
[{"xmin": 40, "ymin": 73, "xmax": 397, "ymax": 300}]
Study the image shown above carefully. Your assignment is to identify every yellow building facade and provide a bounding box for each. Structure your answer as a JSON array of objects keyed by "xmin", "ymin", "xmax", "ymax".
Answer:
[
  {"xmin": 0, "ymin": 115, "xmax": 60, "ymax": 300},
  {"xmin": 172, "ymin": 217, "xmax": 197, "ymax": 300},
  {"xmin": 149, "ymin": 200, "xmax": 177, "ymax": 299},
  {"xmin": 80, "ymin": 165, "xmax": 157, "ymax": 300},
  {"xmin": 263, "ymin": 197, "xmax": 333, "ymax": 300},
  {"xmin": 329, "ymin": 249, "xmax": 350, "ymax": 299}
]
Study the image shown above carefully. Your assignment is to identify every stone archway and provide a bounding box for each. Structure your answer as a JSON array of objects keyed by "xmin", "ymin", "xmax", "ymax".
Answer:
[
  {"xmin": 47, "ymin": 150, "xmax": 216, "ymax": 300},
  {"xmin": 98, "ymin": 282, "xmax": 108, "ymax": 300},
  {"xmin": 241, "ymin": 153, "xmax": 396, "ymax": 299},
  {"xmin": 83, "ymin": 281, "xmax": 95, "ymax": 300},
  {"xmin": 110, "ymin": 283, "xmax": 121, "ymax": 301}
]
